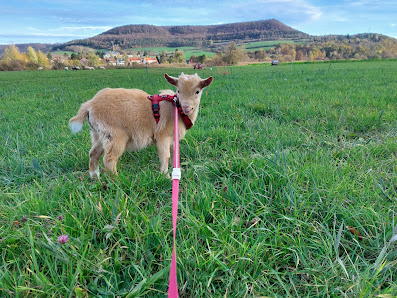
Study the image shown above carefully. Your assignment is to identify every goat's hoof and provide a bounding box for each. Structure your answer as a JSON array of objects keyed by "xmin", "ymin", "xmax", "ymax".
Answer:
[{"xmin": 90, "ymin": 170, "xmax": 100, "ymax": 180}]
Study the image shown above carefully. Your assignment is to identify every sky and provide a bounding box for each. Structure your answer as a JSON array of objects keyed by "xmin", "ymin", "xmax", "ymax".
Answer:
[{"xmin": 0, "ymin": 0, "xmax": 396, "ymax": 45}]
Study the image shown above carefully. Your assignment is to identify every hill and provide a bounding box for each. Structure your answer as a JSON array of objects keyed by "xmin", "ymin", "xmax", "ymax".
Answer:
[
  {"xmin": 60, "ymin": 19, "xmax": 310, "ymax": 49},
  {"xmin": 1, "ymin": 19, "xmax": 396, "ymax": 62}
]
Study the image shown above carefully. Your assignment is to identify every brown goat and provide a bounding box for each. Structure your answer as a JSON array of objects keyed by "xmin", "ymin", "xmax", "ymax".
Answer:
[{"xmin": 69, "ymin": 73, "xmax": 213, "ymax": 178}]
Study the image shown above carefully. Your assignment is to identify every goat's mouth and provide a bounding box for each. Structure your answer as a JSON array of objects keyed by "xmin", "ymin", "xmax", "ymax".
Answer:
[{"xmin": 182, "ymin": 107, "xmax": 193, "ymax": 115}]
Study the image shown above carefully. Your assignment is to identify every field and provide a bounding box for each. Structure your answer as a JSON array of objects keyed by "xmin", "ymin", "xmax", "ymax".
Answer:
[
  {"xmin": 50, "ymin": 50, "xmax": 74, "ymax": 57},
  {"xmin": 120, "ymin": 40, "xmax": 307, "ymax": 58},
  {"xmin": 1, "ymin": 60, "xmax": 397, "ymax": 297},
  {"xmin": 244, "ymin": 40, "xmax": 308, "ymax": 50},
  {"xmin": 50, "ymin": 40, "xmax": 306, "ymax": 60},
  {"xmin": 125, "ymin": 46, "xmax": 216, "ymax": 59}
]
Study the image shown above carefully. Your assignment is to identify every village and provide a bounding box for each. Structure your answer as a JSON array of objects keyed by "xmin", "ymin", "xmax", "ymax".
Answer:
[{"xmin": 50, "ymin": 50, "xmax": 160, "ymax": 69}]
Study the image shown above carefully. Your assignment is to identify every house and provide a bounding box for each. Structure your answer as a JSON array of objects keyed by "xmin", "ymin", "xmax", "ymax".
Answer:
[
  {"xmin": 80, "ymin": 57, "xmax": 88, "ymax": 65},
  {"xmin": 105, "ymin": 57, "xmax": 117, "ymax": 66},
  {"xmin": 143, "ymin": 57, "xmax": 158, "ymax": 64},
  {"xmin": 128, "ymin": 57, "xmax": 142, "ymax": 64},
  {"xmin": 103, "ymin": 51, "xmax": 120, "ymax": 59}
]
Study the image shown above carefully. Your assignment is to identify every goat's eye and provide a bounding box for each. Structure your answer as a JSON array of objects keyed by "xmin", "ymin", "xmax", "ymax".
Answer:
[
  {"xmin": 195, "ymin": 90, "xmax": 200, "ymax": 95},
  {"xmin": 177, "ymin": 90, "xmax": 180, "ymax": 93}
]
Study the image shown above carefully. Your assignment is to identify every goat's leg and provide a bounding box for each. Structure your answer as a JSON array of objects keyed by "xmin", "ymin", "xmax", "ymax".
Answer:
[
  {"xmin": 102, "ymin": 132, "xmax": 128, "ymax": 176},
  {"xmin": 169, "ymin": 143, "xmax": 174, "ymax": 166},
  {"xmin": 89, "ymin": 130, "xmax": 104, "ymax": 178},
  {"xmin": 156, "ymin": 137, "xmax": 172, "ymax": 174},
  {"xmin": 89, "ymin": 142, "xmax": 104, "ymax": 178}
]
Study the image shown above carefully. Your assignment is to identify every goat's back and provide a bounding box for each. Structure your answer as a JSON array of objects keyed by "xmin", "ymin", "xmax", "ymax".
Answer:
[
  {"xmin": 87, "ymin": 88, "xmax": 157, "ymax": 150},
  {"xmin": 87, "ymin": 88, "xmax": 151, "ymax": 125}
]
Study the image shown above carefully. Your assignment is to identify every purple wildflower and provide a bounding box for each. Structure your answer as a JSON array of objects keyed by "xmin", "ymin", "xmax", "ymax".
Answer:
[
  {"xmin": 57, "ymin": 215, "xmax": 64, "ymax": 221},
  {"xmin": 57, "ymin": 235, "xmax": 69, "ymax": 244}
]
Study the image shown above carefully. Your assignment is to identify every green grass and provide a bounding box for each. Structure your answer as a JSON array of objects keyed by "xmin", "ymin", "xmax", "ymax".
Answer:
[
  {"xmin": 1, "ymin": 61, "xmax": 397, "ymax": 297},
  {"xmin": 126, "ymin": 46, "xmax": 215, "ymax": 59},
  {"xmin": 243, "ymin": 40, "xmax": 302, "ymax": 50},
  {"xmin": 212, "ymin": 40, "xmax": 308, "ymax": 52},
  {"xmin": 50, "ymin": 50, "xmax": 74, "ymax": 57}
]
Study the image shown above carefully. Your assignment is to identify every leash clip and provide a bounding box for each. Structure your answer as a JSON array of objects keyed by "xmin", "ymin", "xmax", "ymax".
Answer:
[{"xmin": 172, "ymin": 168, "xmax": 181, "ymax": 180}]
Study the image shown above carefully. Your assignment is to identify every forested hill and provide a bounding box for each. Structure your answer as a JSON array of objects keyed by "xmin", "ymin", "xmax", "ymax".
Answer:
[{"xmin": 61, "ymin": 19, "xmax": 309, "ymax": 49}]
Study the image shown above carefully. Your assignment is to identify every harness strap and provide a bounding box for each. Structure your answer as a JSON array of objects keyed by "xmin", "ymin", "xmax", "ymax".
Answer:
[
  {"xmin": 147, "ymin": 94, "xmax": 193, "ymax": 130},
  {"xmin": 174, "ymin": 100, "xmax": 193, "ymax": 130}
]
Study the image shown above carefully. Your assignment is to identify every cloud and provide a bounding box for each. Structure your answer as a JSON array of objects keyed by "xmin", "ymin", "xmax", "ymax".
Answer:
[
  {"xmin": 2, "ymin": 0, "xmax": 395, "ymax": 44},
  {"xmin": 55, "ymin": 26, "xmax": 113, "ymax": 31},
  {"xmin": 138, "ymin": 0, "xmax": 323, "ymax": 27},
  {"xmin": 23, "ymin": 25, "xmax": 113, "ymax": 40}
]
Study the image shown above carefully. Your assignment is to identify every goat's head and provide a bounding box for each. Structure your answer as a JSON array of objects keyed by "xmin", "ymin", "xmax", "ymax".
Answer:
[{"xmin": 165, "ymin": 73, "xmax": 213, "ymax": 116}]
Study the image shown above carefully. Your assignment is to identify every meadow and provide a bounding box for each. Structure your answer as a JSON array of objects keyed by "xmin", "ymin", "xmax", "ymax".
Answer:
[
  {"xmin": 0, "ymin": 60, "xmax": 396, "ymax": 297},
  {"xmin": 124, "ymin": 46, "xmax": 216, "ymax": 60},
  {"xmin": 123, "ymin": 40, "xmax": 306, "ymax": 58}
]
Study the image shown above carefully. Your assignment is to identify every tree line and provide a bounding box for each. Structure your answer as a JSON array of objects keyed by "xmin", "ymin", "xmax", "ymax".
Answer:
[
  {"xmin": 1, "ymin": 34, "xmax": 396, "ymax": 71},
  {"xmin": 0, "ymin": 45, "xmax": 50, "ymax": 71},
  {"xmin": 260, "ymin": 34, "xmax": 397, "ymax": 61}
]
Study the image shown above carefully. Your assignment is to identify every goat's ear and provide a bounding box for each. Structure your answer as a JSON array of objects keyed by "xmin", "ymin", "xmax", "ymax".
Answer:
[
  {"xmin": 201, "ymin": 76, "xmax": 213, "ymax": 89},
  {"xmin": 165, "ymin": 73, "xmax": 178, "ymax": 86}
]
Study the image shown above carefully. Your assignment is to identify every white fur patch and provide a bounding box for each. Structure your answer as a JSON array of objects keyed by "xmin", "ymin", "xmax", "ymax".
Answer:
[
  {"xmin": 70, "ymin": 121, "xmax": 83, "ymax": 133},
  {"xmin": 90, "ymin": 169, "xmax": 100, "ymax": 179}
]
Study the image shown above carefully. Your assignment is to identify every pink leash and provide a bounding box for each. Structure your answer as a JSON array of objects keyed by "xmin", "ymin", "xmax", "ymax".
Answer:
[{"xmin": 168, "ymin": 104, "xmax": 181, "ymax": 297}]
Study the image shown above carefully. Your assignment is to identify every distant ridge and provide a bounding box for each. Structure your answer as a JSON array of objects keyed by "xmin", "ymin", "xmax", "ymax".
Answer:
[
  {"xmin": 61, "ymin": 19, "xmax": 309, "ymax": 49},
  {"xmin": 1, "ymin": 19, "xmax": 396, "ymax": 57}
]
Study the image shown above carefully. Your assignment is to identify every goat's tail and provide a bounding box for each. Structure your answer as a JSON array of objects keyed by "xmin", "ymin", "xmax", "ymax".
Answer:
[{"xmin": 69, "ymin": 103, "xmax": 89, "ymax": 133}]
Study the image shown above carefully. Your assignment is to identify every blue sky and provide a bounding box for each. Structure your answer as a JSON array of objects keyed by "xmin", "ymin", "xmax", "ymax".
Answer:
[{"xmin": 0, "ymin": 0, "xmax": 396, "ymax": 45}]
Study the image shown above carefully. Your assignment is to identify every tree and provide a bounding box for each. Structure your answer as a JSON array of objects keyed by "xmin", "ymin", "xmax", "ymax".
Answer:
[
  {"xmin": 296, "ymin": 50, "xmax": 304, "ymax": 61},
  {"xmin": 159, "ymin": 52, "xmax": 167, "ymax": 64},
  {"xmin": 190, "ymin": 55, "xmax": 198, "ymax": 63},
  {"xmin": 174, "ymin": 49, "xmax": 185, "ymax": 63},
  {"xmin": 254, "ymin": 49, "xmax": 266, "ymax": 60},
  {"xmin": 2, "ymin": 44, "xmax": 23, "ymax": 61},
  {"xmin": 27, "ymin": 46, "xmax": 39, "ymax": 64},
  {"xmin": 70, "ymin": 53, "xmax": 82, "ymax": 60},
  {"xmin": 95, "ymin": 50, "xmax": 105, "ymax": 58},
  {"xmin": 223, "ymin": 42, "xmax": 245, "ymax": 65},
  {"xmin": 87, "ymin": 52, "xmax": 100, "ymax": 67},
  {"xmin": 198, "ymin": 54, "xmax": 206, "ymax": 63},
  {"xmin": 210, "ymin": 51, "xmax": 225, "ymax": 66},
  {"xmin": 37, "ymin": 50, "xmax": 50, "ymax": 68}
]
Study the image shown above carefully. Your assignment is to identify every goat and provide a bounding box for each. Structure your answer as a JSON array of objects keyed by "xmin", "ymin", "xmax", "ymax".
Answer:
[{"xmin": 69, "ymin": 73, "xmax": 213, "ymax": 178}]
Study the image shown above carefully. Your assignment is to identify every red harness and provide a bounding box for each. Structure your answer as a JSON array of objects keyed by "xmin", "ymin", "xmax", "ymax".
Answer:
[{"xmin": 147, "ymin": 94, "xmax": 193, "ymax": 129}]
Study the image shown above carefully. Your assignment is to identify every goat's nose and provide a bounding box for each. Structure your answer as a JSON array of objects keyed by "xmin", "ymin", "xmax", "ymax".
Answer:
[{"xmin": 182, "ymin": 104, "xmax": 190, "ymax": 110}]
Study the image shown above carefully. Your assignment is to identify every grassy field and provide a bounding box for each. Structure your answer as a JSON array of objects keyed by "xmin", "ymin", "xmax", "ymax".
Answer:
[
  {"xmin": 243, "ymin": 40, "xmax": 301, "ymax": 50},
  {"xmin": 50, "ymin": 40, "xmax": 305, "ymax": 59},
  {"xmin": 125, "ymin": 46, "xmax": 216, "ymax": 59},
  {"xmin": 50, "ymin": 50, "xmax": 74, "ymax": 57},
  {"xmin": 1, "ymin": 60, "xmax": 396, "ymax": 297},
  {"xmin": 212, "ymin": 40, "xmax": 308, "ymax": 52}
]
